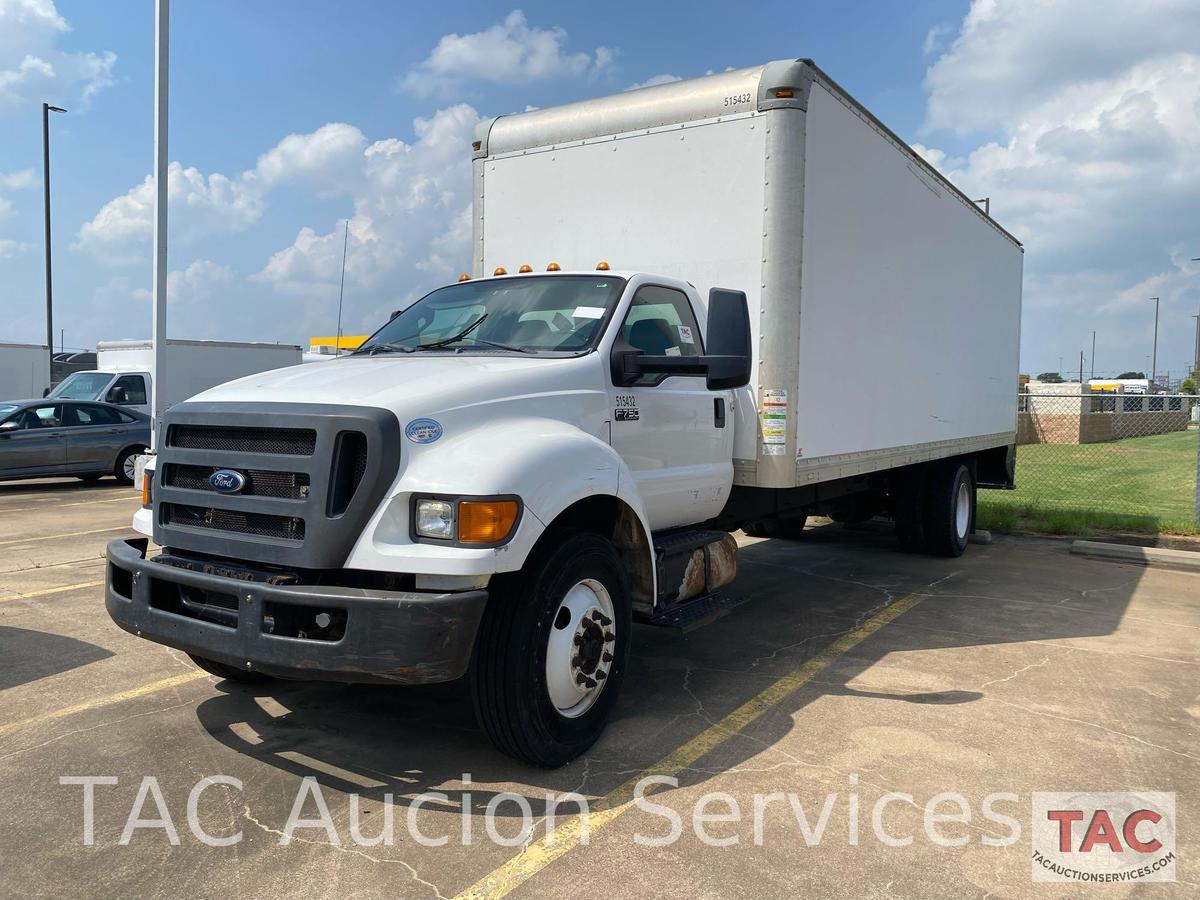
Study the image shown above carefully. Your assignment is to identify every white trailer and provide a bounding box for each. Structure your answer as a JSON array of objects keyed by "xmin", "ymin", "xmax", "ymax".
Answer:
[
  {"xmin": 48, "ymin": 339, "xmax": 303, "ymax": 416},
  {"xmin": 473, "ymin": 58, "xmax": 1023, "ymax": 492},
  {"xmin": 0, "ymin": 343, "xmax": 50, "ymax": 400},
  {"xmin": 109, "ymin": 60, "xmax": 1023, "ymax": 767}
]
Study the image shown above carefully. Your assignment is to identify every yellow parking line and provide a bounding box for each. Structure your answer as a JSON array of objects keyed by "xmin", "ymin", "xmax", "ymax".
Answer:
[
  {"xmin": 454, "ymin": 588, "xmax": 931, "ymax": 899},
  {"xmin": 0, "ymin": 671, "xmax": 209, "ymax": 740},
  {"xmin": 0, "ymin": 526, "xmax": 129, "ymax": 547},
  {"xmin": 0, "ymin": 580, "xmax": 104, "ymax": 603}
]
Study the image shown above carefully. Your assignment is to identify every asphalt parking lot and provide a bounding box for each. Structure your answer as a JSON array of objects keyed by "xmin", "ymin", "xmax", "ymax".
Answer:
[{"xmin": 0, "ymin": 477, "xmax": 1196, "ymax": 898}]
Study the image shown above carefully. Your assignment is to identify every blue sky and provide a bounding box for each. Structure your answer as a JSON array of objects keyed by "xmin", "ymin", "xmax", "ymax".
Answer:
[{"xmin": 1, "ymin": 0, "xmax": 1198, "ymax": 380}]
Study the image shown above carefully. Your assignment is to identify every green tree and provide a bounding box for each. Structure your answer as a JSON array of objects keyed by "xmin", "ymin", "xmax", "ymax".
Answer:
[
  {"xmin": 1116, "ymin": 371, "xmax": 1146, "ymax": 379},
  {"xmin": 1181, "ymin": 378, "xmax": 1197, "ymax": 395},
  {"xmin": 1035, "ymin": 372, "xmax": 1065, "ymax": 383}
]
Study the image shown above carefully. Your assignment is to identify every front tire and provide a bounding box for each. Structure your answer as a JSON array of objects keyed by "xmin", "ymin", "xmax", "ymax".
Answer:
[
  {"xmin": 471, "ymin": 531, "xmax": 632, "ymax": 767},
  {"xmin": 114, "ymin": 446, "xmax": 144, "ymax": 486}
]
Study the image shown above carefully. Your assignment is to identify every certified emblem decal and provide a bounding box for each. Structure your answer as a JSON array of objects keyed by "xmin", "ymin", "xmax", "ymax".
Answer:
[
  {"xmin": 209, "ymin": 469, "xmax": 247, "ymax": 494},
  {"xmin": 405, "ymin": 418, "xmax": 443, "ymax": 444}
]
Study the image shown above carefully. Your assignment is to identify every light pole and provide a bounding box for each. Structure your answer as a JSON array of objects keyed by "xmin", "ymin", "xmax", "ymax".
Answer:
[
  {"xmin": 1149, "ymin": 296, "xmax": 1160, "ymax": 384},
  {"xmin": 1091, "ymin": 331, "xmax": 1096, "ymax": 380},
  {"xmin": 42, "ymin": 102, "xmax": 67, "ymax": 375}
]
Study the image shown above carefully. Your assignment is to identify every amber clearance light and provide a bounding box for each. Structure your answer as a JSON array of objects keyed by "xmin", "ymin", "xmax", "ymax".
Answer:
[{"xmin": 458, "ymin": 500, "xmax": 519, "ymax": 543}]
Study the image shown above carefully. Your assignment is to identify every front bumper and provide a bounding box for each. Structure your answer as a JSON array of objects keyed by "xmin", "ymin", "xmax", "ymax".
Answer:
[{"xmin": 105, "ymin": 538, "xmax": 487, "ymax": 684}]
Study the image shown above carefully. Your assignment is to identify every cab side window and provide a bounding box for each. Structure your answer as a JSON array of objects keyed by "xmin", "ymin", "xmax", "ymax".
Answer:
[
  {"xmin": 618, "ymin": 285, "xmax": 703, "ymax": 385},
  {"xmin": 108, "ymin": 375, "xmax": 147, "ymax": 406}
]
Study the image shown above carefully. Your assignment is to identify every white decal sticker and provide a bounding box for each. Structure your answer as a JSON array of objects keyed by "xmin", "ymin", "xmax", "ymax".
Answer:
[
  {"xmin": 761, "ymin": 388, "xmax": 789, "ymax": 451},
  {"xmin": 677, "ymin": 325, "xmax": 694, "ymax": 344},
  {"xmin": 763, "ymin": 445, "xmax": 786, "ymax": 456},
  {"xmin": 573, "ymin": 306, "xmax": 605, "ymax": 319},
  {"xmin": 664, "ymin": 346, "xmax": 681, "ymax": 356}
]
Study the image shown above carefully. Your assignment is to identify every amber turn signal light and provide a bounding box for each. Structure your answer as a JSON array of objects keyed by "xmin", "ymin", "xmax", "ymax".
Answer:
[
  {"xmin": 458, "ymin": 500, "xmax": 519, "ymax": 543},
  {"xmin": 141, "ymin": 472, "xmax": 152, "ymax": 507}
]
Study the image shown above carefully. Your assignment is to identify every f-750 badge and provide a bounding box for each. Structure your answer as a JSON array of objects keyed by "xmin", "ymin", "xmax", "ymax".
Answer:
[{"xmin": 615, "ymin": 408, "xmax": 639, "ymax": 421}]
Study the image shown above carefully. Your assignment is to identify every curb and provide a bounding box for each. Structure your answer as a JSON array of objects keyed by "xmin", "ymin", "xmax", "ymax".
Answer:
[{"xmin": 1070, "ymin": 540, "xmax": 1200, "ymax": 573}]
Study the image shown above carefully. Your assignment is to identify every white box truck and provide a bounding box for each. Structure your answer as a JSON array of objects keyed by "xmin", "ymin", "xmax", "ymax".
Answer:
[
  {"xmin": 48, "ymin": 339, "xmax": 303, "ymax": 417},
  {"xmin": 107, "ymin": 60, "xmax": 1022, "ymax": 766},
  {"xmin": 0, "ymin": 343, "xmax": 51, "ymax": 400}
]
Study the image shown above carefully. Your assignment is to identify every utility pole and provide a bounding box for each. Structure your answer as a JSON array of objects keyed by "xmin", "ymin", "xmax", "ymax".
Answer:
[
  {"xmin": 1091, "ymin": 331, "xmax": 1096, "ymax": 380},
  {"xmin": 42, "ymin": 102, "xmax": 66, "ymax": 376},
  {"xmin": 335, "ymin": 219, "xmax": 349, "ymax": 353},
  {"xmin": 1149, "ymin": 296, "xmax": 1160, "ymax": 384},
  {"xmin": 150, "ymin": 0, "xmax": 169, "ymax": 445},
  {"xmin": 1079, "ymin": 351, "xmax": 1084, "ymax": 385}
]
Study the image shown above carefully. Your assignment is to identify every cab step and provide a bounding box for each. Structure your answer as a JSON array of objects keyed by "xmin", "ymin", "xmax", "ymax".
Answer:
[{"xmin": 640, "ymin": 591, "xmax": 749, "ymax": 633}]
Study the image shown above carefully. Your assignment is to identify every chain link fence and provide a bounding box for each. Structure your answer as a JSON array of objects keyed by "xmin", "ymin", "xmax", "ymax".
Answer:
[{"xmin": 978, "ymin": 391, "xmax": 1199, "ymax": 534}]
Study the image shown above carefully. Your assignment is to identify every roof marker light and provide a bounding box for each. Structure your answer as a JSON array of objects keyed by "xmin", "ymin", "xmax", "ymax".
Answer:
[
  {"xmin": 546, "ymin": 262, "xmax": 561, "ymax": 271},
  {"xmin": 518, "ymin": 264, "xmax": 533, "ymax": 273},
  {"xmin": 458, "ymin": 273, "xmax": 471, "ymax": 282},
  {"xmin": 774, "ymin": 88, "xmax": 794, "ymax": 98},
  {"xmin": 493, "ymin": 266, "xmax": 507, "ymax": 276},
  {"xmin": 596, "ymin": 261, "xmax": 610, "ymax": 271}
]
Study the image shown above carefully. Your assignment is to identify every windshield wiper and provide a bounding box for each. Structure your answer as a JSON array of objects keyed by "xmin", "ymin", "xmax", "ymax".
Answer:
[
  {"xmin": 355, "ymin": 341, "xmax": 415, "ymax": 355},
  {"xmin": 462, "ymin": 339, "xmax": 534, "ymax": 354},
  {"xmin": 416, "ymin": 314, "xmax": 488, "ymax": 350}
]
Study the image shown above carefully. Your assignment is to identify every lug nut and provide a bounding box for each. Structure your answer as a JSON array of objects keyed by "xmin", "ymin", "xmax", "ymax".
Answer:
[
  {"xmin": 576, "ymin": 673, "xmax": 588, "ymax": 685},
  {"xmin": 602, "ymin": 651, "xmax": 613, "ymax": 663},
  {"xmin": 597, "ymin": 614, "xmax": 612, "ymax": 627},
  {"xmin": 595, "ymin": 670, "xmax": 606, "ymax": 680},
  {"xmin": 572, "ymin": 634, "xmax": 582, "ymax": 646},
  {"xmin": 583, "ymin": 677, "xmax": 597, "ymax": 689},
  {"xmin": 572, "ymin": 656, "xmax": 582, "ymax": 668},
  {"xmin": 603, "ymin": 631, "xmax": 615, "ymax": 642}
]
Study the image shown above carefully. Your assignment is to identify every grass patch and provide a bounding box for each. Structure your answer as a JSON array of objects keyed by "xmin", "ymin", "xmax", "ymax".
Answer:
[{"xmin": 978, "ymin": 429, "xmax": 1200, "ymax": 537}]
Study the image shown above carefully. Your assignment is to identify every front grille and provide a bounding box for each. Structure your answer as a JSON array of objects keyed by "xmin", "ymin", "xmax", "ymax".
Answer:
[
  {"xmin": 168, "ymin": 424, "xmax": 316, "ymax": 456},
  {"xmin": 163, "ymin": 463, "xmax": 310, "ymax": 500},
  {"xmin": 163, "ymin": 502, "xmax": 305, "ymax": 542}
]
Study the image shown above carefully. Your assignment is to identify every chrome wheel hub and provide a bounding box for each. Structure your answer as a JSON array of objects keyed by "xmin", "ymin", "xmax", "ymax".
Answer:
[{"xmin": 546, "ymin": 579, "xmax": 616, "ymax": 718}]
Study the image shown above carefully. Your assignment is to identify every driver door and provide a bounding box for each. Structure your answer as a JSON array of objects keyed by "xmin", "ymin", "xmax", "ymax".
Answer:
[
  {"xmin": 607, "ymin": 284, "xmax": 733, "ymax": 530},
  {"xmin": 0, "ymin": 404, "xmax": 68, "ymax": 475}
]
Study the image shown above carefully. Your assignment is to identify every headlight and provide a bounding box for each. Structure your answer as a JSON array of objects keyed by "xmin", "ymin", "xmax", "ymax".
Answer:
[
  {"xmin": 412, "ymin": 496, "xmax": 521, "ymax": 544},
  {"xmin": 415, "ymin": 499, "xmax": 455, "ymax": 540}
]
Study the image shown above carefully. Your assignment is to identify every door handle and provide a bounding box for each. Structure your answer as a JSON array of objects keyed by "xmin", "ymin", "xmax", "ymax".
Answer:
[{"xmin": 714, "ymin": 397, "xmax": 726, "ymax": 428}]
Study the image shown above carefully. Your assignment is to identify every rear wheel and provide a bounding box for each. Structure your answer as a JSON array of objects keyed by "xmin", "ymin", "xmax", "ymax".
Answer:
[
  {"xmin": 187, "ymin": 653, "xmax": 275, "ymax": 684},
  {"xmin": 114, "ymin": 446, "xmax": 144, "ymax": 485},
  {"xmin": 743, "ymin": 515, "xmax": 808, "ymax": 539},
  {"xmin": 920, "ymin": 460, "xmax": 974, "ymax": 557},
  {"xmin": 471, "ymin": 531, "xmax": 632, "ymax": 767}
]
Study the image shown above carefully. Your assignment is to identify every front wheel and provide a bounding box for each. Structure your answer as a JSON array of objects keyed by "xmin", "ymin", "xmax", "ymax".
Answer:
[
  {"xmin": 114, "ymin": 446, "xmax": 145, "ymax": 486},
  {"xmin": 471, "ymin": 531, "xmax": 632, "ymax": 767}
]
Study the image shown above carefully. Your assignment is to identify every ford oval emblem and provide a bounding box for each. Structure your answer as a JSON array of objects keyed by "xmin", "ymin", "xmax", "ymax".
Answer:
[
  {"xmin": 405, "ymin": 418, "xmax": 443, "ymax": 444},
  {"xmin": 209, "ymin": 469, "xmax": 247, "ymax": 494}
]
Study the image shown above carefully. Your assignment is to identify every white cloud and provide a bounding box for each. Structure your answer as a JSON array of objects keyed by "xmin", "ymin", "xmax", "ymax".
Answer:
[
  {"xmin": 165, "ymin": 259, "xmax": 234, "ymax": 306},
  {"xmin": 626, "ymin": 74, "xmax": 681, "ymax": 91},
  {"xmin": 0, "ymin": 237, "xmax": 29, "ymax": 258},
  {"xmin": 918, "ymin": 0, "xmax": 1200, "ymax": 375},
  {"xmin": 0, "ymin": 168, "xmax": 35, "ymax": 190},
  {"xmin": 0, "ymin": 0, "xmax": 116, "ymax": 110},
  {"xmin": 921, "ymin": 24, "xmax": 953, "ymax": 56},
  {"xmin": 400, "ymin": 10, "xmax": 612, "ymax": 95},
  {"xmin": 254, "ymin": 104, "xmax": 479, "ymax": 331},
  {"xmin": 76, "ymin": 124, "xmax": 370, "ymax": 262}
]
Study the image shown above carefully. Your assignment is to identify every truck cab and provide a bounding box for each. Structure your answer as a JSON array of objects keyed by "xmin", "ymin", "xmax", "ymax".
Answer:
[{"xmin": 48, "ymin": 369, "xmax": 151, "ymax": 416}]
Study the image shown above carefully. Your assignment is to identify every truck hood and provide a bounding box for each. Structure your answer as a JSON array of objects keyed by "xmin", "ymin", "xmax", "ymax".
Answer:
[{"xmin": 185, "ymin": 353, "xmax": 598, "ymax": 417}]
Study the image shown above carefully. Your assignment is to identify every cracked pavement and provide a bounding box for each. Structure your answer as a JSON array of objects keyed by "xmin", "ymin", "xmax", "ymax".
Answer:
[{"xmin": 0, "ymin": 477, "xmax": 1196, "ymax": 898}]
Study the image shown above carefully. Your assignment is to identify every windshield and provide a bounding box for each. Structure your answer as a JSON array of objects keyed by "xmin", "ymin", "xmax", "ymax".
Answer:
[
  {"xmin": 358, "ymin": 275, "xmax": 626, "ymax": 356},
  {"xmin": 48, "ymin": 372, "xmax": 112, "ymax": 399},
  {"xmin": 0, "ymin": 404, "xmax": 17, "ymax": 420}
]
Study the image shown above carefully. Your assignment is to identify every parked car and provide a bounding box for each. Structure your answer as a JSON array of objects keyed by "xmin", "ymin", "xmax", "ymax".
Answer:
[{"xmin": 0, "ymin": 399, "xmax": 150, "ymax": 484}]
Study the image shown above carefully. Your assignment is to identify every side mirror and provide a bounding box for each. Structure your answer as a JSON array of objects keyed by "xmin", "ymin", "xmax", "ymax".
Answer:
[
  {"xmin": 109, "ymin": 387, "xmax": 129, "ymax": 404},
  {"xmin": 42, "ymin": 387, "xmax": 50, "ymax": 398},
  {"xmin": 703, "ymin": 288, "xmax": 752, "ymax": 390},
  {"xmin": 609, "ymin": 288, "xmax": 753, "ymax": 390},
  {"xmin": 0, "ymin": 421, "xmax": 19, "ymax": 436}
]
